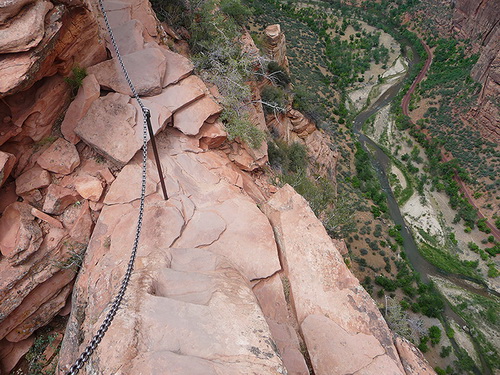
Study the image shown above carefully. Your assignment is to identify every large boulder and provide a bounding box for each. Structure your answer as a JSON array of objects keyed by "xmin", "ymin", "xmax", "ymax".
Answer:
[
  {"xmin": 0, "ymin": 1, "xmax": 53, "ymax": 54},
  {"xmin": 60, "ymin": 74, "xmax": 100, "ymax": 144},
  {"xmin": 75, "ymin": 93, "xmax": 140, "ymax": 167},
  {"xmin": 87, "ymin": 48, "xmax": 167, "ymax": 97},
  {"xmin": 37, "ymin": 138, "xmax": 80, "ymax": 175},
  {"xmin": 0, "ymin": 202, "xmax": 43, "ymax": 265}
]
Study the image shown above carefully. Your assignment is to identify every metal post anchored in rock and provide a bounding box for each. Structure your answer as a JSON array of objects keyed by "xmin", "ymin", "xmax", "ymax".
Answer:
[{"xmin": 145, "ymin": 110, "xmax": 168, "ymax": 200}]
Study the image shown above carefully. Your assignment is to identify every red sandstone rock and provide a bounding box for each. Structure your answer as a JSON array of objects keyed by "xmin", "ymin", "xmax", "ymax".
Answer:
[
  {"xmin": 0, "ymin": 150, "xmax": 16, "ymax": 187},
  {"xmin": 198, "ymin": 121, "xmax": 227, "ymax": 150},
  {"xmin": 37, "ymin": 138, "xmax": 80, "ymax": 175},
  {"xmin": 149, "ymin": 74, "xmax": 206, "ymax": 113},
  {"xmin": 0, "ymin": 202, "xmax": 43, "ymax": 265},
  {"xmin": 0, "ymin": 6, "xmax": 106, "ymax": 98},
  {"xmin": 31, "ymin": 207, "xmax": 64, "ymax": 229},
  {"xmin": 67, "ymin": 201, "xmax": 93, "ymax": 244},
  {"xmin": 61, "ymin": 74, "xmax": 100, "ymax": 144},
  {"xmin": 87, "ymin": 48, "xmax": 167, "ymax": 97},
  {"xmin": 0, "ymin": 269, "xmax": 75, "ymax": 340},
  {"xmin": 264, "ymin": 24, "xmax": 289, "ymax": 72},
  {"xmin": 0, "ymin": 336, "xmax": 34, "ymax": 374},
  {"xmin": 173, "ymin": 96, "xmax": 222, "ymax": 136},
  {"xmin": 59, "ymin": 244, "xmax": 286, "ymax": 374},
  {"xmin": 263, "ymin": 185, "xmax": 405, "ymax": 375},
  {"xmin": 98, "ymin": 167, "xmax": 115, "ymax": 184},
  {"xmin": 0, "ymin": 1, "xmax": 53, "ymax": 54},
  {"xmin": 0, "ymin": 0, "xmax": 36, "ymax": 23},
  {"xmin": 74, "ymin": 174, "xmax": 103, "ymax": 202},
  {"xmin": 253, "ymin": 274, "xmax": 309, "ymax": 375},
  {"xmin": 15, "ymin": 165, "xmax": 51, "ymax": 196},
  {"xmin": 0, "ymin": 182, "xmax": 17, "ymax": 214},
  {"xmin": 4, "ymin": 75, "xmax": 71, "ymax": 142},
  {"xmin": 161, "ymin": 47, "xmax": 194, "ymax": 87},
  {"xmin": 108, "ymin": 19, "xmax": 145, "ymax": 57},
  {"xmin": 394, "ymin": 335, "xmax": 436, "ymax": 375},
  {"xmin": 0, "ymin": 227, "xmax": 70, "ymax": 331},
  {"xmin": 42, "ymin": 184, "xmax": 81, "ymax": 215},
  {"xmin": 7, "ymin": 282, "xmax": 73, "ymax": 342},
  {"xmin": 75, "ymin": 93, "xmax": 141, "ymax": 167}
]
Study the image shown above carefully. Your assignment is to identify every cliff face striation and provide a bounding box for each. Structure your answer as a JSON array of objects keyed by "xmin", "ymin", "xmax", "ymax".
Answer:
[
  {"xmin": 452, "ymin": 0, "xmax": 500, "ymax": 141},
  {"xmin": 1, "ymin": 0, "xmax": 435, "ymax": 373}
]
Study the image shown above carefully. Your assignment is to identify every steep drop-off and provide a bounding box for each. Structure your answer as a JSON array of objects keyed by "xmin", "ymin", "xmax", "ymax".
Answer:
[{"xmin": 0, "ymin": 0, "xmax": 436, "ymax": 374}]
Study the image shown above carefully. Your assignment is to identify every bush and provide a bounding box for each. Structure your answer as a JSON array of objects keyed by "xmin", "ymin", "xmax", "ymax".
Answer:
[
  {"xmin": 261, "ymin": 85, "xmax": 287, "ymax": 115},
  {"xmin": 221, "ymin": 110, "xmax": 265, "ymax": 148},
  {"xmin": 440, "ymin": 346, "xmax": 452, "ymax": 358},
  {"xmin": 429, "ymin": 325, "xmax": 442, "ymax": 345},
  {"xmin": 268, "ymin": 61, "xmax": 291, "ymax": 88},
  {"xmin": 220, "ymin": 0, "xmax": 252, "ymax": 24},
  {"xmin": 65, "ymin": 66, "xmax": 87, "ymax": 94}
]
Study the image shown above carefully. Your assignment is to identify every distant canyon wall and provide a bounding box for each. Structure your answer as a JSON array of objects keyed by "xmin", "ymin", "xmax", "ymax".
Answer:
[{"xmin": 452, "ymin": 0, "xmax": 500, "ymax": 141}]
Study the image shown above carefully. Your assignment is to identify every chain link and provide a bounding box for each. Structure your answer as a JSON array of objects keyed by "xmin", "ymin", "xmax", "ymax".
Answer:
[{"xmin": 65, "ymin": 0, "xmax": 150, "ymax": 373}]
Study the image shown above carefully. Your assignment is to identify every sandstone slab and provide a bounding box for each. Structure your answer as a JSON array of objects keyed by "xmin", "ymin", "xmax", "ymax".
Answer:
[
  {"xmin": 263, "ymin": 185, "xmax": 405, "ymax": 375},
  {"xmin": 61, "ymin": 74, "xmax": 100, "ymax": 144},
  {"xmin": 149, "ymin": 74, "xmax": 206, "ymax": 113},
  {"xmin": 0, "ymin": 151, "xmax": 16, "ymax": 187},
  {"xmin": 87, "ymin": 48, "xmax": 167, "ymax": 97},
  {"xmin": 173, "ymin": 95, "xmax": 222, "ymax": 136},
  {"xmin": 108, "ymin": 19, "xmax": 145, "ymax": 57},
  {"xmin": 74, "ymin": 174, "xmax": 103, "ymax": 201},
  {"xmin": 394, "ymin": 335, "xmax": 436, "ymax": 375},
  {"xmin": 42, "ymin": 184, "xmax": 81, "ymax": 215},
  {"xmin": 75, "ymin": 93, "xmax": 140, "ymax": 167},
  {"xmin": 0, "ymin": 1, "xmax": 53, "ymax": 54},
  {"xmin": 0, "ymin": 202, "xmax": 43, "ymax": 265},
  {"xmin": 198, "ymin": 121, "xmax": 227, "ymax": 150},
  {"xmin": 161, "ymin": 47, "xmax": 194, "ymax": 87},
  {"xmin": 37, "ymin": 138, "xmax": 80, "ymax": 175},
  {"xmin": 31, "ymin": 207, "xmax": 63, "ymax": 229},
  {"xmin": 253, "ymin": 274, "xmax": 309, "ymax": 375},
  {"xmin": 59, "ymin": 245, "xmax": 286, "ymax": 374},
  {"xmin": 15, "ymin": 166, "xmax": 51, "ymax": 195}
]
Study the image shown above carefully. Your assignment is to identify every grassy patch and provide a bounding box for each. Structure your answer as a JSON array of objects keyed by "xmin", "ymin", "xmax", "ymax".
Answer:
[{"xmin": 418, "ymin": 242, "xmax": 482, "ymax": 282}]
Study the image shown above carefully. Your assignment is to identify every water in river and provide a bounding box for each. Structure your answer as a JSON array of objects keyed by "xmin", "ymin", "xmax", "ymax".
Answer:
[{"xmin": 350, "ymin": 43, "xmax": 493, "ymax": 375}]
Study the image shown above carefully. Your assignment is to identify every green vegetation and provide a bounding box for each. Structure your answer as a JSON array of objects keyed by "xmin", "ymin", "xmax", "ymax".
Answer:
[
  {"xmin": 428, "ymin": 325, "xmax": 441, "ymax": 345},
  {"xmin": 64, "ymin": 66, "xmax": 87, "ymax": 94},
  {"xmin": 152, "ymin": 0, "xmax": 265, "ymax": 148},
  {"xmin": 418, "ymin": 242, "xmax": 482, "ymax": 282},
  {"xmin": 25, "ymin": 328, "xmax": 59, "ymax": 375}
]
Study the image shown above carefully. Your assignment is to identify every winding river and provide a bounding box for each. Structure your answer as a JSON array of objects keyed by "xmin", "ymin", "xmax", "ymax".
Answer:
[{"xmin": 350, "ymin": 41, "xmax": 494, "ymax": 375}]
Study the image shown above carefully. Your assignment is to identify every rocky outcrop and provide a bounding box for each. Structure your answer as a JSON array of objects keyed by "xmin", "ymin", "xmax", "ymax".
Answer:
[
  {"xmin": 263, "ymin": 185, "xmax": 407, "ymax": 375},
  {"xmin": 452, "ymin": 0, "xmax": 500, "ymax": 141},
  {"xmin": 0, "ymin": 0, "xmax": 106, "ymax": 98},
  {"xmin": 264, "ymin": 24, "xmax": 289, "ymax": 72},
  {"xmin": 268, "ymin": 108, "xmax": 339, "ymax": 178}
]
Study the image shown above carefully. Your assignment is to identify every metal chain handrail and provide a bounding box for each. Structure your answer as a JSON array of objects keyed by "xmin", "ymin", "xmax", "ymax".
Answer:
[{"xmin": 65, "ymin": 0, "xmax": 150, "ymax": 373}]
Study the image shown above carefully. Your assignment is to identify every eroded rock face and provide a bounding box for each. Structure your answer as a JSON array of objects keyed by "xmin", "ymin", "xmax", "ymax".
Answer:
[
  {"xmin": 394, "ymin": 335, "xmax": 436, "ymax": 375},
  {"xmin": 264, "ymin": 24, "xmax": 289, "ymax": 72},
  {"xmin": 452, "ymin": 0, "xmax": 500, "ymax": 141},
  {"xmin": 263, "ymin": 185, "xmax": 407, "ymax": 375},
  {"xmin": 0, "ymin": 4, "xmax": 106, "ymax": 98}
]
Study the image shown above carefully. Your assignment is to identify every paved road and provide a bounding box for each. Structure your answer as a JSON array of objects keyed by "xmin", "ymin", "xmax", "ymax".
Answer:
[{"xmin": 401, "ymin": 41, "xmax": 500, "ymax": 241}]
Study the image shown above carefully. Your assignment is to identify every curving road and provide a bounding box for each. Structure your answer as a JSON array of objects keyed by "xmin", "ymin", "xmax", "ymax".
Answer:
[{"xmin": 401, "ymin": 41, "xmax": 500, "ymax": 241}]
